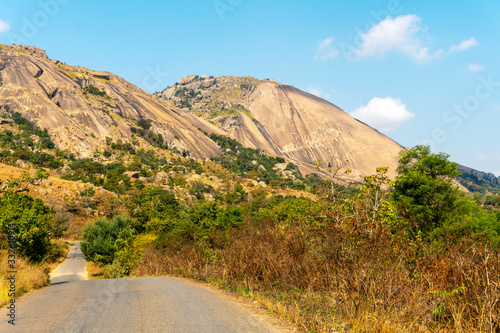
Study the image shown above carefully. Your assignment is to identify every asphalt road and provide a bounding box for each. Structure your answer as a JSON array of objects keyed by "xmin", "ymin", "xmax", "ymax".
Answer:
[
  {"xmin": 0, "ymin": 243, "xmax": 284, "ymax": 333},
  {"xmin": 50, "ymin": 242, "xmax": 88, "ymax": 284}
]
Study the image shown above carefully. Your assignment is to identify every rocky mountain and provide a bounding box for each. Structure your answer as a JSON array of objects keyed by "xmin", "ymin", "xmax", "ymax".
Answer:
[
  {"xmin": 458, "ymin": 165, "xmax": 500, "ymax": 186},
  {"xmin": 156, "ymin": 75, "xmax": 404, "ymax": 180},
  {"xmin": 0, "ymin": 45, "xmax": 223, "ymax": 159}
]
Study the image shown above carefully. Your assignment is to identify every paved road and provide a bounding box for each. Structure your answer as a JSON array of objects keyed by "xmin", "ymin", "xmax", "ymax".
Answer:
[
  {"xmin": 50, "ymin": 242, "xmax": 88, "ymax": 284},
  {"xmin": 0, "ymin": 243, "xmax": 284, "ymax": 333}
]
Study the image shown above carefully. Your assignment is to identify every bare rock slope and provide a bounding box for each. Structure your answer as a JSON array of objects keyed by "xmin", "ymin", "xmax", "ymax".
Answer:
[
  {"xmin": 158, "ymin": 75, "xmax": 404, "ymax": 179},
  {"xmin": 0, "ymin": 45, "xmax": 223, "ymax": 159}
]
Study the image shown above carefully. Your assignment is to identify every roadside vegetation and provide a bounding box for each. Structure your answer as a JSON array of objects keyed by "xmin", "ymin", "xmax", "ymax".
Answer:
[
  {"xmin": 0, "ymin": 191, "xmax": 69, "ymax": 307},
  {"xmin": 1, "ymin": 104, "xmax": 499, "ymax": 331},
  {"xmin": 80, "ymin": 145, "xmax": 500, "ymax": 332}
]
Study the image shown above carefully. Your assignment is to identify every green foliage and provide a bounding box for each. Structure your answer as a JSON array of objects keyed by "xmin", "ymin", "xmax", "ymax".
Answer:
[
  {"xmin": 189, "ymin": 181, "xmax": 214, "ymax": 200},
  {"xmin": 80, "ymin": 187, "xmax": 96, "ymax": 197},
  {"xmin": 128, "ymin": 187, "xmax": 180, "ymax": 232},
  {"xmin": 208, "ymin": 133, "xmax": 300, "ymax": 187},
  {"xmin": 80, "ymin": 215, "xmax": 132, "ymax": 264},
  {"xmin": 103, "ymin": 228, "xmax": 140, "ymax": 278},
  {"xmin": 431, "ymin": 202, "xmax": 500, "ymax": 249},
  {"xmin": 137, "ymin": 119, "xmax": 151, "ymax": 130},
  {"xmin": 0, "ymin": 192, "xmax": 55, "ymax": 262},
  {"xmin": 485, "ymin": 194, "xmax": 500, "ymax": 207},
  {"xmin": 0, "ymin": 109, "xmax": 56, "ymax": 155},
  {"xmin": 261, "ymin": 196, "xmax": 320, "ymax": 225},
  {"xmin": 174, "ymin": 202, "xmax": 243, "ymax": 242},
  {"xmin": 110, "ymin": 140, "xmax": 136, "ymax": 154},
  {"xmin": 83, "ymin": 84, "xmax": 108, "ymax": 97},
  {"xmin": 35, "ymin": 168, "xmax": 50, "ymax": 179},
  {"xmin": 62, "ymin": 159, "xmax": 133, "ymax": 194},
  {"xmin": 392, "ymin": 146, "xmax": 463, "ymax": 234}
]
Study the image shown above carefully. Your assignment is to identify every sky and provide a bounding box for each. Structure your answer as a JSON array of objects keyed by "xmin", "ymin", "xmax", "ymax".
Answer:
[{"xmin": 0, "ymin": 0, "xmax": 499, "ymax": 175}]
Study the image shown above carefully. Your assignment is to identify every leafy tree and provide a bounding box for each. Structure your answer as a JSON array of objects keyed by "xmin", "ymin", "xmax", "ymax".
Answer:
[
  {"xmin": 392, "ymin": 145, "xmax": 463, "ymax": 234},
  {"xmin": 0, "ymin": 192, "xmax": 54, "ymax": 262},
  {"xmin": 128, "ymin": 187, "xmax": 180, "ymax": 232},
  {"xmin": 80, "ymin": 215, "xmax": 132, "ymax": 264}
]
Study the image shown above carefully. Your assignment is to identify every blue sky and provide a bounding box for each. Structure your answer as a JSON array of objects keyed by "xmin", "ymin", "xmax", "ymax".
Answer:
[{"xmin": 1, "ymin": 0, "xmax": 499, "ymax": 175}]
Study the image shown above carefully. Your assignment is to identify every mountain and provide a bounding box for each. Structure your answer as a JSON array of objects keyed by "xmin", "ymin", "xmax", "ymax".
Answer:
[
  {"xmin": 0, "ymin": 45, "xmax": 223, "ymax": 159},
  {"xmin": 156, "ymin": 75, "xmax": 404, "ymax": 180},
  {"xmin": 457, "ymin": 165, "xmax": 500, "ymax": 194}
]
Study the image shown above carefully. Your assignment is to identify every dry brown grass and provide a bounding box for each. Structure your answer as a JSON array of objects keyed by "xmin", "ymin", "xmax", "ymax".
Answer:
[
  {"xmin": 86, "ymin": 262, "xmax": 105, "ymax": 279},
  {"xmin": 0, "ymin": 239, "xmax": 70, "ymax": 308},
  {"xmin": 0, "ymin": 253, "xmax": 48, "ymax": 307},
  {"xmin": 134, "ymin": 217, "xmax": 500, "ymax": 332}
]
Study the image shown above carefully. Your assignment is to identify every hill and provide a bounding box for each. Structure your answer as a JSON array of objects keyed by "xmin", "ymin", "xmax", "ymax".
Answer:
[
  {"xmin": 156, "ymin": 75, "xmax": 404, "ymax": 180},
  {"xmin": 0, "ymin": 44, "xmax": 223, "ymax": 159}
]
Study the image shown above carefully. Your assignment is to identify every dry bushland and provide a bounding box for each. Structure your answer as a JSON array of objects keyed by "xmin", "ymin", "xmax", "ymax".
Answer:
[{"xmin": 135, "ymin": 215, "xmax": 499, "ymax": 332}]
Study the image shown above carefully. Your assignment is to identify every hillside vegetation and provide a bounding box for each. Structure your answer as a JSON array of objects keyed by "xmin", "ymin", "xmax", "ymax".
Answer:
[
  {"xmin": 80, "ymin": 143, "xmax": 499, "ymax": 332},
  {"xmin": 1, "ymin": 100, "xmax": 499, "ymax": 332}
]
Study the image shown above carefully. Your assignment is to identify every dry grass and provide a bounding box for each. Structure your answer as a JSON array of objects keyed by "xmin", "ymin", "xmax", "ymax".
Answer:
[
  {"xmin": 0, "ymin": 239, "xmax": 70, "ymax": 308},
  {"xmin": 86, "ymin": 262, "xmax": 105, "ymax": 279},
  {"xmin": 134, "ymin": 218, "xmax": 500, "ymax": 332},
  {"xmin": 0, "ymin": 253, "xmax": 48, "ymax": 307}
]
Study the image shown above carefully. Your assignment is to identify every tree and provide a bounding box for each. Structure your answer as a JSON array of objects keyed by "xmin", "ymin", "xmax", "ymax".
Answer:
[
  {"xmin": 0, "ymin": 192, "xmax": 54, "ymax": 262},
  {"xmin": 392, "ymin": 145, "xmax": 462, "ymax": 234},
  {"xmin": 80, "ymin": 215, "xmax": 132, "ymax": 264}
]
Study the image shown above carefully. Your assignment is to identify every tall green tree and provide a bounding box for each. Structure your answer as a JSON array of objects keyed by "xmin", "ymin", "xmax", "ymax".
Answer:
[
  {"xmin": 392, "ymin": 145, "xmax": 462, "ymax": 234},
  {"xmin": 0, "ymin": 192, "xmax": 54, "ymax": 262}
]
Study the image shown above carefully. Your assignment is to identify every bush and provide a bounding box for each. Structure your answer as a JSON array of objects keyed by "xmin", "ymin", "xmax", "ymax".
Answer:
[
  {"xmin": 35, "ymin": 169, "xmax": 50, "ymax": 179},
  {"xmin": 80, "ymin": 215, "xmax": 132, "ymax": 264},
  {"xmin": 0, "ymin": 192, "xmax": 54, "ymax": 262},
  {"xmin": 84, "ymin": 84, "xmax": 107, "ymax": 97}
]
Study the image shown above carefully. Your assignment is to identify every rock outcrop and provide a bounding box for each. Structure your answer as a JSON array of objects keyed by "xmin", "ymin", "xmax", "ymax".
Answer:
[
  {"xmin": 459, "ymin": 165, "xmax": 500, "ymax": 185},
  {"xmin": 0, "ymin": 45, "xmax": 223, "ymax": 159},
  {"xmin": 157, "ymin": 75, "xmax": 404, "ymax": 180}
]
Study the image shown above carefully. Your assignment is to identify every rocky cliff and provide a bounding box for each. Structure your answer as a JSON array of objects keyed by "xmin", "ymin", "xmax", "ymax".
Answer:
[
  {"xmin": 0, "ymin": 45, "xmax": 223, "ymax": 159},
  {"xmin": 459, "ymin": 165, "xmax": 500, "ymax": 186},
  {"xmin": 157, "ymin": 75, "xmax": 404, "ymax": 180}
]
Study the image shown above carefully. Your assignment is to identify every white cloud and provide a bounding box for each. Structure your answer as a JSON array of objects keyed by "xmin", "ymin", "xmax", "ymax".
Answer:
[
  {"xmin": 354, "ymin": 15, "xmax": 443, "ymax": 63},
  {"xmin": 449, "ymin": 38, "xmax": 478, "ymax": 52},
  {"xmin": 349, "ymin": 97, "xmax": 415, "ymax": 132},
  {"xmin": 317, "ymin": 15, "xmax": 477, "ymax": 63},
  {"xmin": 468, "ymin": 64, "xmax": 484, "ymax": 73},
  {"xmin": 478, "ymin": 154, "xmax": 489, "ymax": 161},
  {"xmin": 494, "ymin": 154, "xmax": 500, "ymax": 162},
  {"xmin": 315, "ymin": 37, "xmax": 340, "ymax": 61},
  {"xmin": 494, "ymin": 170, "xmax": 500, "ymax": 177},
  {"xmin": 306, "ymin": 87, "xmax": 323, "ymax": 97},
  {"xmin": 0, "ymin": 19, "xmax": 9, "ymax": 33}
]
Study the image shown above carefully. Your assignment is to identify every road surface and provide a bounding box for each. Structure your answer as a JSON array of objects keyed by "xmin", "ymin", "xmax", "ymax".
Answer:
[
  {"xmin": 50, "ymin": 241, "xmax": 88, "ymax": 284},
  {"xmin": 0, "ymin": 242, "xmax": 285, "ymax": 333}
]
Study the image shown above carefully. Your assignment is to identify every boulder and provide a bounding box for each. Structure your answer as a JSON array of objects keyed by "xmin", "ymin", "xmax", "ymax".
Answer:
[
  {"xmin": 180, "ymin": 75, "xmax": 197, "ymax": 85},
  {"xmin": 155, "ymin": 171, "xmax": 169, "ymax": 183},
  {"xmin": 161, "ymin": 87, "xmax": 176, "ymax": 99},
  {"xmin": 274, "ymin": 163, "xmax": 287, "ymax": 171},
  {"xmin": 258, "ymin": 165, "xmax": 267, "ymax": 174},
  {"xmin": 124, "ymin": 171, "xmax": 140, "ymax": 179},
  {"xmin": 202, "ymin": 79, "xmax": 216, "ymax": 89},
  {"xmin": 41, "ymin": 179, "xmax": 52, "ymax": 187}
]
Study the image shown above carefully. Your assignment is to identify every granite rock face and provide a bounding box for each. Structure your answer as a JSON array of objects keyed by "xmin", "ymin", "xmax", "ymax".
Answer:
[
  {"xmin": 157, "ymin": 76, "xmax": 404, "ymax": 180},
  {"xmin": 0, "ymin": 45, "xmax": 223, "ymax": 159}
]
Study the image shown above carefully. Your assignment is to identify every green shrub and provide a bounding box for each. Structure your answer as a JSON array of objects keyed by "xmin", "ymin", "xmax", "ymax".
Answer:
[
  {"xmin": 84, "ymin": 84, "xmax": 108, "ymax": 97},
  {"xmin": 0, "ymin": 192, "xmax": 54, "ymax": 262},
  {"xmin": 80, "ymin": 215, "xmax": 132, "ymax": 264},
  {"xmin": 35, "ymin": 168, "xmax": 50, "ymax": 179}
]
